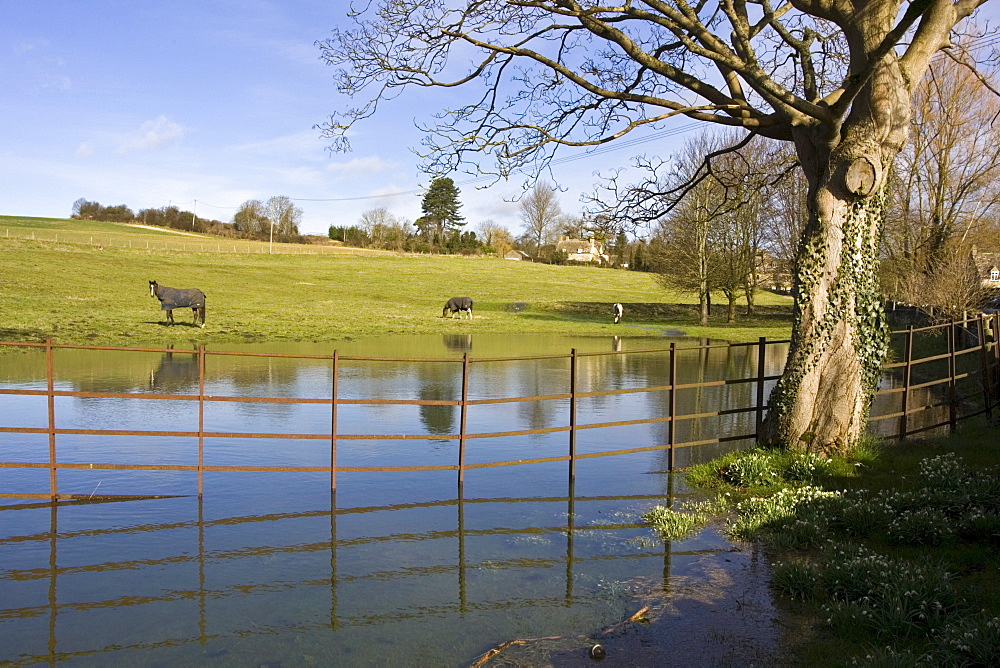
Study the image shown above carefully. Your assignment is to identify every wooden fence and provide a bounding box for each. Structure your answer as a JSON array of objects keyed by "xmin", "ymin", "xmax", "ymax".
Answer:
[
  {"xmin": 3, "ymin": 228, "xmax": 391, "ymax": 256},
  {"xmin": 1, "ymin": 315, "xmax": 997, "ymax": 501}
]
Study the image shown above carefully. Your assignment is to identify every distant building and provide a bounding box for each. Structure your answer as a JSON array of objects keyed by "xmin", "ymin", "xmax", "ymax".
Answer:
[
  {"xmin": 554, "ymin": 236, "xmax": 609, "ymax": 265},
  {"xmin": 505, "ymin": 249, "xmax": 532, "ymax": 261},
  {"xmin": 972, "ymin": 249, "xmax": 1000, "ymax": 290},
  {"xmin": 756, "ymin": 250, "xmax": 793, "ymax": 293}
]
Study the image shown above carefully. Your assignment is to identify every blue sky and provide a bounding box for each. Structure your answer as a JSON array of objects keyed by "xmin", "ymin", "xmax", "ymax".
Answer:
[
  {"xmin": 1, "ymin": 0, "xmax": 645, "ymax": 236},
  {"xmin": 3, "ymin": 2, "xmax": 997, "ymax": 237}
]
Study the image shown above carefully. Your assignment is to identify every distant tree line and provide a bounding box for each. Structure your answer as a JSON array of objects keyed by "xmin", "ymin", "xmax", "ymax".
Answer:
[
  {"xmin": 72, "ymin": 198, "xmax": 230, "ymax": 235},
  {"xmin": 332, "ymin": 176, "xmax": 647, "ymax": 265},
  {"xmin": 71, "ymin": 196, "xmax": 305, "ymax": 242},
  {"xmin": 232, "ymin": 196, "xmax": 304, "ymax": 243}
]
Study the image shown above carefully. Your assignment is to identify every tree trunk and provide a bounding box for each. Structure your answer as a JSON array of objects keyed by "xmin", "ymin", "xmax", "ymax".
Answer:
[
  {"xmin": 762, "ymin": 51, "xmax": 912, "ymax": 453},
  {"xmin": 744, "ymin": 283, "xmax": 755, "ymax": 316},
  {"xmin": 698, "ymin": 290, "xmax": 709, "ymax": 326},
  {"xmin": 761, "ymin": 179, "xmax": 889, "ymax": 452}
]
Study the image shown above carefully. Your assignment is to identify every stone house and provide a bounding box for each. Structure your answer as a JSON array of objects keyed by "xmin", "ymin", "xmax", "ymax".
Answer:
[
  {"xmin": 972, "ymin": 249, "xmax": 1000, "ymax": 290},
  {"xmin": 554, "ymin": 236, "xmax": 609, "ymax": 265}
]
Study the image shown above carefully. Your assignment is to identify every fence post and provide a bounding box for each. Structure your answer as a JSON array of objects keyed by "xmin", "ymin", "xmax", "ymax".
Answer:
[
  {"xmin": 569, "ymin": 348, "xmax": 577, "ymax": 481},
  {"xmin": 198, "ymin": 345, "xmax": 206, "ymax": 497},
  {"xmin": 46, "ymin": 338, "xmax": 57, "ymax": 500},
  {"xmin": 977, "ymin": 316, "xmax": 994, "ymax": 420},
  {"xmin": 994, "ymin": 313, "xmax": 1000, "ymax": 409},
  {"xmin": 331, "ymin": 350, "xmax": 339, "ymax": 494},
  {"xmin": 668, "ymin": 343, "xmax": 677, "ymax": 471},
  {"xmin": 458, "ymin": 353, "xmax": 469, "ymax": 487},
  {"xmin": 899, "ymin": 326, "xmax": 914, "ymax": 441},
  {"xmin": 755, "ymin": 336, "xmax": 767, "ymax": 439},
  {"xmin": 948, "ymin": 320, "xmax": 957, "ymax": 432}
]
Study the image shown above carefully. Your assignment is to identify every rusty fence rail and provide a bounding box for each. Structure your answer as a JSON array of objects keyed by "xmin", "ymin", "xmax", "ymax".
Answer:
[{"xmin": 1, "ymin": 314, "xmax": 997, "ymax": 501}]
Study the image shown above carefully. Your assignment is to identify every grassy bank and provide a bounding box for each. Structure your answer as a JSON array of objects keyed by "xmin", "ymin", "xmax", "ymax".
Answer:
[
  {"xmin": 646, "ymin": 420, "xmax": 1000, "ymax": 665},
  {"xmin": 1, "ymin": 215, "xmax": 794, "ymax": 347}
]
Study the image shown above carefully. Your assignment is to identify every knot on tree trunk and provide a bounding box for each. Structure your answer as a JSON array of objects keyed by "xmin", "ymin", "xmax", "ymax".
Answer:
[{"xmin": 844, "ymin": 157, "xmax": 879, "ymax": 197}]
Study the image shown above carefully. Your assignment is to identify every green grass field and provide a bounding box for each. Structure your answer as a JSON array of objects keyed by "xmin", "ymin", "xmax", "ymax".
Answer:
[{"xmin": 1, "ymin": 215, "xmax": 794, "ymax": 347}]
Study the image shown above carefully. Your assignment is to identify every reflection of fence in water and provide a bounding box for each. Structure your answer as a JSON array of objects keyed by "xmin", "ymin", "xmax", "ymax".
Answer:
[
  {"xmin": 1, "ymin": 314, "xmax": 997, "ymax": 501},
  {"xmin": 0, "ymin": 487, "xmax": 688, "ymax": 664}
]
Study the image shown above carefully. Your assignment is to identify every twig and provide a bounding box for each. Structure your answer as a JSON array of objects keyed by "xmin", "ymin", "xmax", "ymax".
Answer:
[
  {"xmin": 470, "ymin": 606, "xmax": 654, "ymax": 666},
  {"xmin": 469, "ymin": 636, "xmax": 561, "ymax": 667}
]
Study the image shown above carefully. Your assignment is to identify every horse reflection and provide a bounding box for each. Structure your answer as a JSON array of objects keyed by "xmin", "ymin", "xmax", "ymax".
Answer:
[
  {"xmin": 442, "ymin": 334, "xmax": 473, "ymax": 352},
  {"xmin": 149, "ymin": 346, "xmax": 199, "ymax": 392}
]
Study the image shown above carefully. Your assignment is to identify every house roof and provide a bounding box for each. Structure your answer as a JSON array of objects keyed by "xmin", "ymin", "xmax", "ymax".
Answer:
[
  {"xmin": 972, "ymin": 251, "xmax": 1000, "ymax": 277},
  {"xmin": 555, "ymin": 237, "xmax": 604, "ymax": 254}
]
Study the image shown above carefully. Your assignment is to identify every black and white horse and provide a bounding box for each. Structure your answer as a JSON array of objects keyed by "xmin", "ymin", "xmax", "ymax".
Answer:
[
  {"xmin": 149, "ymin": 280, "xmax": 206, "ymax": 327},
  {"xmin": 442, "ymin": 296, "xmax": 473, "ymax": 319},
  {"xmin": 612, "ymin": 303, "xmax": 623, "ymax": 324}
]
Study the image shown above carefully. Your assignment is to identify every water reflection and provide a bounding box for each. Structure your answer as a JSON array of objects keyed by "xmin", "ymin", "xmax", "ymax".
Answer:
[
  {"xmin": 0, "ymin": 477, "xmax": 765, "ymax": 666},
  {"xmin": 0, "ymin": 334, "xmax": 797, "ymax": 665},
  {"xmin": 0, "ymin": 334, "xmax": 792, "ymax": 500},
  {"xmin": 149, "ymin": 345, "xmax": 199, "ymax": 392},
  {"xmin": 442, "ymin": 333, "xmax": 473, "ymax": 353}
]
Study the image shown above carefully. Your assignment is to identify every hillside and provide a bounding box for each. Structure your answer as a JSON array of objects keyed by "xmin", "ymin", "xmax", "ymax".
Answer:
[{"xmin": 1, "ymin": 215, "xmax": 794, "ymax": 346}]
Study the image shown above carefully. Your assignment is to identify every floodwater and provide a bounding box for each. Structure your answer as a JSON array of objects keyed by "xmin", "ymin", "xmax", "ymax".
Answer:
[{"xmin": 0, "ymin": 334, "xmax": 788, "ymax": 666}]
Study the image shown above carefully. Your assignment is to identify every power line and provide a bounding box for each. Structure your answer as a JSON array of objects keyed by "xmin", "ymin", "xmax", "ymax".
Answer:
[
  {"xmin": 207, "ymin": 32, "xmax": 1000, "ymax": 208},
  {"xmin": 289, "ymin": 122, "xmax": 703, "ymax": 203}
]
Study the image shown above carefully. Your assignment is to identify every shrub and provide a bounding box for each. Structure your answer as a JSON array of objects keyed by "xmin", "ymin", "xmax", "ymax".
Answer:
[
  {"xmin": 783, "ymin": 451, "xmax": 834, "ymax": 483},
  {"xmin": 771, "ymin": 559, "xmax": 821, "ymax": 600},
  {"xmin": 720, "ymin": 450, "xmax": 781, "ymax": 487}
]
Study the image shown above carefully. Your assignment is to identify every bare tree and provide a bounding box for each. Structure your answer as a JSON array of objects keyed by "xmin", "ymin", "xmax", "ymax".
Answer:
[
  {"xmin": 649, "ymin": 135, "xmax": 726, "ymax": 325},
  {"xmin": 520, "ymin": 181, "xmax": 562, "ymax": 258},
  {"xmin": 894, "ymin": 243, "xmax": 985, "ymax": 319},
  {"xmin": 477, "ymin": 219, "xmax": 514, "ymax": 257},
  {"xmin": 319, "ymin": 1, "xmax": 988, "ymax": 453},
  {"xmin": 710, "ymin": 135, "xmax": 773, "ymax": 320},
  {"xmin": 358, "ymin": 207, "xmax": 412, "ymax": 250},
  {"xmin": 766, "ymin": 150, "xmax": 810, "ymax": 290},
  {"xmin": 266, "ymin": 196, "xmax": 302, "ymax": 242},
  {"xmin": 714, "ymin": 195, "xmax": 762, "ymax": 323},
  {"xmin": 651, "ymin": 131, "xmax": 774, "ymax": 324},
  {"xmin": 884, "ymin": 51, "xmax": 1000, "ymax": 302},
  {"xmin": 234, "ymin": 199, "xmax": 269, "ymax": 238},
  {"xmin": 651, "ymin": 187, "xmax": 717, "ymax": 326}
]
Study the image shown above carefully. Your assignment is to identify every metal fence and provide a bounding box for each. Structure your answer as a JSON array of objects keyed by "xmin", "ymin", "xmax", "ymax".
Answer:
[
  {"xmin": 1, "ymin": 314, "xmax": 997, "ymax": 501},
  {"xmin": 0, "ymin": 487, "xmax": 682, "ymax": 663}
]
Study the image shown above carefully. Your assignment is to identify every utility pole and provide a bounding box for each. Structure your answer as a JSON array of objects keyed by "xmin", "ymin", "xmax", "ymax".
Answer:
[
  {"xmin": 268, "ymin": 197, "xmax": 279, "ymax": 255},
  {"xmin": 192, "ymin": 200, "xmax": 197, "ymax": 230}
]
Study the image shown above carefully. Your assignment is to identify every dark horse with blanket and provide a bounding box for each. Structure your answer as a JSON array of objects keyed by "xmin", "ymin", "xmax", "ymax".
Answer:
[
  {"xmin": 442, "ymin": 296, "xmax": 473, "ymax": 319},
  {"xmin": 149, "ymin": 280, "xmax": 206, "ymax": 327}
]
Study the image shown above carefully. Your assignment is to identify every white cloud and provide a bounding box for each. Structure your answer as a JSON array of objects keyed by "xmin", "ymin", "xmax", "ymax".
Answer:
[
  {"xmin": 325, "ymin": 155, "xmax": 398, "ymax": 175},
  {"xmin": 116, "ymin": 116, "xmax": 185, "ymax": 155},
  {"xmin": 13, "ymin": 41, "xmax": 40, "ymax": 54},
  {"xmin": 76, "ymin": 142, "xmax": 94, "ymax": 157},
  {"xmin": 42, "ymin": 75, "xmax": 71, "ymax": 91},
  {"xmin": 232, "ymin": 130, "xmax": 321, "ymax": 158}
]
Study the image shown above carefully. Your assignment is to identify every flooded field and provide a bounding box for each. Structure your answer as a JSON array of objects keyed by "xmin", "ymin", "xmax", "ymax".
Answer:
[{"xmin": 2, "ymin": 333, "xmax": 790, "ymax": 665}]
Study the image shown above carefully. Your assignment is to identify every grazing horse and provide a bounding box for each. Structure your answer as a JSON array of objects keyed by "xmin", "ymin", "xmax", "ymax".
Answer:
[
  {"xmin": 442, "ymin": 296, "xmax": 473, "ymax": 319},
  {"xmin": 149, "ymin": 280, "xmax": 206, "ymax": 327},
  {"xmin": 612, "ymin": 303, "xmax": 623, "ymax": 324}
]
